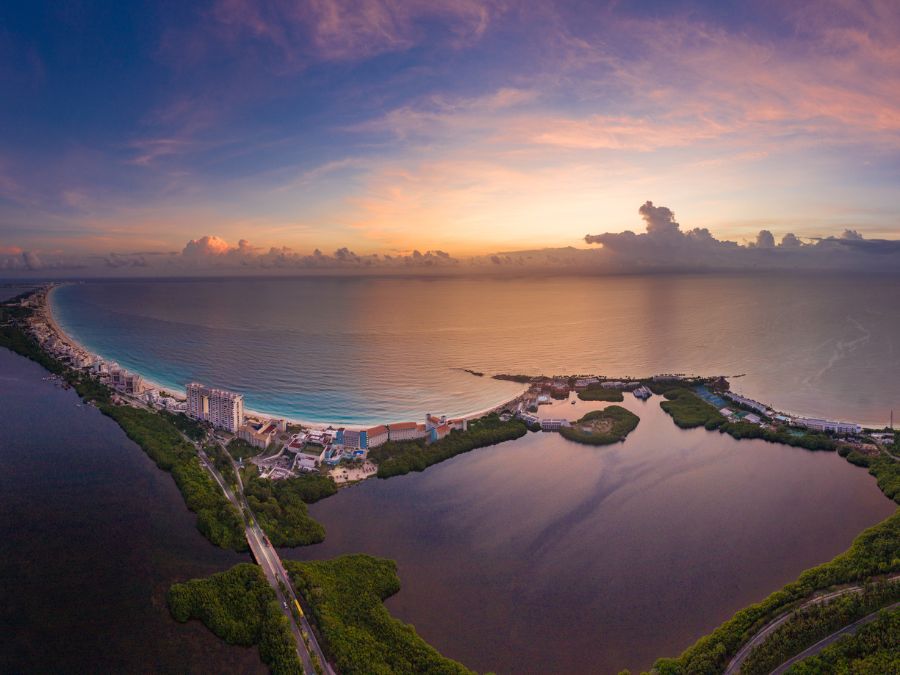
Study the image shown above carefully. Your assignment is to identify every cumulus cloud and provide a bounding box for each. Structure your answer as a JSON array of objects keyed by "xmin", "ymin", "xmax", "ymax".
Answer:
[
  {"xmin": 167, "ymin": 236, "xmax": 460, "ymax": 272},
  {"xmin": 0, "ymin": 249, "xmax": 84, "ymax": 272},
  {"xmin": 5, "ymin": 204, "xmax": 900, "ymax": 277},
  {"xmin": 583, "ymin": 201, "xmax": 900, "ymax": 272},
  {"xmin": 754, "ymin": 230, "xmax": 775, "ymax": 249}
]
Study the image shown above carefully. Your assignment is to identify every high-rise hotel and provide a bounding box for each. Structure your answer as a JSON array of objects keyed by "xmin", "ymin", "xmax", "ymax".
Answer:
[{"xmin": 186, "ymin": 382, "xmax": 244, "ymax": 432}]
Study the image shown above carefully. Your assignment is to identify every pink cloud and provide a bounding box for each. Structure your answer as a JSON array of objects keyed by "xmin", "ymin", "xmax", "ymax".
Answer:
[{"xmin": 211, "ymin": 0, "xmax": 500, "ymax": 64}]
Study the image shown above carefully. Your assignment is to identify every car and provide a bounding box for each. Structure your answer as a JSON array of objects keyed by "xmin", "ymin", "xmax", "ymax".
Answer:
[{"xmin": 283, "ymin": 601, "xmax": 288, "ymax": 610}]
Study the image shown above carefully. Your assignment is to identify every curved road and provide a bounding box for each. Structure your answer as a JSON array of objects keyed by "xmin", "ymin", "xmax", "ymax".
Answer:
[
  {"xmin": 770, "ymin": 600, "xmax": 900, "ymax": 674},
  {"xmin": 725, "ymin": 575, "xmax": 900, "ymax": 675}
]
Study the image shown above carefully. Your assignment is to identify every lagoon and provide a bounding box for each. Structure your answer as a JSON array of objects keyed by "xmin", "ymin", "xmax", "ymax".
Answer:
[{"xmin": 297, "ymin": 395, "xmax": 896, "ymax": 674}]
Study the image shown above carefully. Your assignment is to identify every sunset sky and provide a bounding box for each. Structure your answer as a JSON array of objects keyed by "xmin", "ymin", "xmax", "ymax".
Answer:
[{"xmin": 2, "ymin": 1, "xmax": 900, "ymax": 273}]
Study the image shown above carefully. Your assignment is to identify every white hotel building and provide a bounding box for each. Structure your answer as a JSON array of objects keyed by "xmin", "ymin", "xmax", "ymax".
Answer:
[{"xmin": 186, "ymin": 382, "xmax": 245, "ymax": 433}]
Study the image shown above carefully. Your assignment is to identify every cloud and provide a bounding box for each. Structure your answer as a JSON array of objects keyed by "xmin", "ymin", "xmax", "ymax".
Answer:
[
  {"xmin": 583, "ymin": 201, "xmax": 900, "ymax": 272},
  {"xmin": 210, "ymin": 0, "xmax": 499, "ymax": 65},
  {"xmin": 0, "ymin": 249, "xmax": 85, "ymax": 272},
  {"xmin": 22, "ymin": 251, "xmax": 43, "ymax": 270},
  {"xmin": 170, "ymin": 235, "xmax": 460, "ymax": 271},
  {"xmin": 754, "ymin": 230, "xmax": 775, "ymax": 249}
]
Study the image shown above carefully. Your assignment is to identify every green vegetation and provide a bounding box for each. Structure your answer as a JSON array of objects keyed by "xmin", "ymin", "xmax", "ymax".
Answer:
[
  {"xmin": 162, "ymin": 410, "xmax": 207, "ymax": 441},
  {"xmin": 577, "ymin": 384, "xmax": 624, "ymax": 402},
  {"xmin": 741, "ymin": 581, "xmax": 900, "ymax": 674},
  {"xmin": 369, "ymin": 413, "xmax": 527, "ymax": 478},
  {"xmin": 659, "ymin": 388, "xmax": 726, "ymax": 429},
  {"xmin": 207, "ymin": 443, "xmax": 238, "ymax": 486},
  {"xmin": 0, "ymin": 298, "xmax": 246, "ymax": 551},
  {"xmin": 652, "ymin": 510, "xmax": 900, "ymax": 675},
  {"xmin": 227, "ymin": 437, "xmax": 263, "ymax": 460},
  {"xmin": 168, "ymin": 563, "xmax": 302, "ymax": 675},
  {"xmin": 492, "ymin": 373, "xmax": 535, "ymax": 383},
  {"xmin": 659, "ymin": 388, "xmax": 835, "ymax": 450},
  {"xmin": 841, "ymin": 448, "xmax": 900, "ymax": 505},
  {"xmin": 0, "ymin": 305, "xmax": 112, "ymax": 405},
  {"xmin": 102, "ymin": 405, "xmax": 247, "ymax": 551},
  {"xmin": 787, "ymin": 606, "xmax": 900, "ymax": 674},
  {"xmin": 559, "ymin": 406, "xmax": 639, "ymax": 445},
  {"xmin": 285, "ymin": 555, "xmax": 472, "ymax": 675},
  {"xmin": 719, "ymin": 420, "xmax": 836, "ymax": 451},
  {"xmin": 241, "ymin": 466, "xmax": 332, "ymax": 547}
]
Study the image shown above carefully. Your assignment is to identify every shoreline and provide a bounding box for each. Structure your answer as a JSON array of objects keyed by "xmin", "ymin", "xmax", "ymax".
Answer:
[
  {"xmin": 42, "ymin": 283, "xmax": 882, "ymax": 430},
  {"xmin": 45, "ymin": 284, "xmax": 529, "ymax": 430}
]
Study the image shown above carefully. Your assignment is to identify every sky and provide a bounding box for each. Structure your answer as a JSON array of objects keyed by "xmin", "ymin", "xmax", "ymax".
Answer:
[{"xmin": 1, "ymin": 0, "xmax": 900, "ymax": 275}]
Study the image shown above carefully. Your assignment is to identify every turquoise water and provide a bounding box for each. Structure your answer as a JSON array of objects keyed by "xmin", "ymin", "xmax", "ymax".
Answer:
[{"xmin": 52, "ymin": 274, "xmax": 900, "ymax": 425}]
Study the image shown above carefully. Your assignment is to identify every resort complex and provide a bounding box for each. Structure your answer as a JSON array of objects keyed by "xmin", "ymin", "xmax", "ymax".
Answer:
[
  {"xmin": 3, "ymin": 283, "xmax": 899, "ymax": 675},
  {"xmin": 22, "ymin": 283, "xmax": 879, "ymax": 484}
]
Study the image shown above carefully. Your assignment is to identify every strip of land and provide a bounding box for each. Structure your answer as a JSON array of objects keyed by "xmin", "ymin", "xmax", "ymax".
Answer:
[{"xmin": 6, "ymin": 284, "xmax": 900, "ymax": 675}]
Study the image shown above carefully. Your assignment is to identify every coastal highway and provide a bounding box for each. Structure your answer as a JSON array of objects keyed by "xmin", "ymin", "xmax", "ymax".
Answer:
[
  {"xmin": 227, "ymin": 445, "xmax": 335, "ymax": 675},
  {"xmin": 769, "ymin": 600, "xmax": 900, "ymax": 674},
  {"xmin": 197, "ymin": 444, "xmax": 335, "ymax": 675},
  {"xmin": 725, "ymin": 574, "xmax": 900, "ymax": 675}
]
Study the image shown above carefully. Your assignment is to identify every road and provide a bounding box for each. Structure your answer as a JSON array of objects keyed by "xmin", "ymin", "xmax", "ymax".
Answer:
[
  {"xmin": 770, "ymin": 600, "xmax": 900, "ymax": 674},
  {"xmin": 725, "ymin": 575, "xmax": 900, "ymax": 675},
  {"xmin": 197, "ymin": 444, "xmax": 335, "ymax": 675}
]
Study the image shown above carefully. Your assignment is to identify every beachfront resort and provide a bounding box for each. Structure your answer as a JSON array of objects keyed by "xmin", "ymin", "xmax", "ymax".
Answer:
[{"xmin": 19, "ymin": 283, "xmax": 888, "ymax": 486}]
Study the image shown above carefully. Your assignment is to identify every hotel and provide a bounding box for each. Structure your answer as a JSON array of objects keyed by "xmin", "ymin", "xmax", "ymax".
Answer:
[
  {"xmin": 186, "ymin": 382, "xmax": 244, "ymax": 433},
  {"xmin": 795, "ymin": 418, "xmax": 861, "ymax": 436}
]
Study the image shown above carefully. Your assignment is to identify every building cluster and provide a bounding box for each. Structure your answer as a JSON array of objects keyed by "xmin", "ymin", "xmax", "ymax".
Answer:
[
  {"xmin": 237, "ymin": 417, "xmax": 287, "ymax": 449},
  {"xmin": 716, "ymin": 390, "xmax": 863, "ymax": 435},
  {"xmin": 186, "ymin": 382, "xmax": 244, "ymax": 433},
  {"xmin": 794, "ymin": 417, "xmax": 862, "ymax": 435},
  {"xmin": 632, "ymin": 385, "xmax": 652, "ymax": 399},
  {"xmin": 260, "ymin": 412, "xmax": 469, "ymax": 475},
  {"xmin": 723, "ymin": 391, "xmax": 770, "ymax": 415}
]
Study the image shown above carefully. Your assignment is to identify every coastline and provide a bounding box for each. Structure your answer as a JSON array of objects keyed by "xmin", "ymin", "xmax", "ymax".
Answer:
[
  {"xmin": 43, "ymin": 282, "xmax": 879, "ymax": 430},
  {"xmin": 45, "ymin": 284, "xmax": 529, "ymax": 430}
]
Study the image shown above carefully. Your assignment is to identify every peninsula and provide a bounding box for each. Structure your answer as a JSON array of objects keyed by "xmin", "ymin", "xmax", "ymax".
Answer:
[{"xmin": 2, "ymin": 283, "xmax": 898, "ymax": 675}]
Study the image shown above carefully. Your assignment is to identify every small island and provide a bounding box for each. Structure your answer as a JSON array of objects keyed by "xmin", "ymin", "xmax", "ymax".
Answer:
[{"xmin": 559, "ymin": 406, "xmax": 640, "ymax": 445}]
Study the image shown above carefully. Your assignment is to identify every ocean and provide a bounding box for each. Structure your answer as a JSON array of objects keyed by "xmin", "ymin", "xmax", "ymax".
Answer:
[
  {"xmin": 5, "ymin": 274, "xmax": 899, "ymax": 673},
  {"xmin": 52, "ymin": 273, "xmax": 900, "ymax": 426}
]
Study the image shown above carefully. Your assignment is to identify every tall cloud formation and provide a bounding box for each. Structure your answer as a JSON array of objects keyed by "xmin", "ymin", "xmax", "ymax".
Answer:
[
  {"xmin": 582, "ymin": 201, "xmax": 900, "ymax": 272},
  {"xmin": 4, "ymin": 203, "xmax": 900, "ymax": 277}
]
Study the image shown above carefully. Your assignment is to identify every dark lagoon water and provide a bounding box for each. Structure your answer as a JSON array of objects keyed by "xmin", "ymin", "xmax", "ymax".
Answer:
[
  {"xmin": 0, "ymin": 349, "xmax": 264, "ymax": 674},
  {"xmin": 296, "ymin": 394, "xmax": 896, "ymax": 674},
  {"xmin": 7, "ymin": 274, "xmax": 900, "ymax": 673},
  {"xmin": 52, "ymin": 274, "xmax": 900, "ymax": 426}
]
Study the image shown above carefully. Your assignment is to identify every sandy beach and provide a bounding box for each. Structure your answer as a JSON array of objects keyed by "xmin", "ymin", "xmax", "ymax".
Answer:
[{"xmin": 44, "ymin": 284, "xmax": 529, "ymax": 430}]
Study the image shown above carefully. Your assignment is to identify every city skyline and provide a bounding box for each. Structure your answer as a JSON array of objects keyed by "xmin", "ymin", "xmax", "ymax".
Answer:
[{"xmin": 2, "ymin": 1, "xmax": 900, "ymax": 275}]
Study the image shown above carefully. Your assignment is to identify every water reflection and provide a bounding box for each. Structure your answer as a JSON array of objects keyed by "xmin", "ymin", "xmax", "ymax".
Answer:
[{"xmin": 299, "ymin": 394, "xmax": 896, "ymax": 674}]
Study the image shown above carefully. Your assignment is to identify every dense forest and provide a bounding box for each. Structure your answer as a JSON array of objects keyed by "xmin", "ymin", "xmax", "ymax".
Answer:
[
  {"xmin": 103, "ymin": 405, "xmax": 247, "ymax": 551},
  {"xmin": 285, "ymin": 555, "xmax": 473, "ymax": 675},
  {"xmin": 168, "ymin": 564, "xmax": 302, "ymax": 675},
  {"xmin": 740, "ymin": 581, "xmax": 900, "ymax": 674},
  {"xmin": 652, "ymin": 510, "xmax": 900, "ymax": 674},
  {"xmin": 369, "ymin": 413, "xmax": 527, "ymax": 478},
  {"xmin": 1, "ymin": 298, "xmax": 247, "ymax": 551},
  {"xmin": 559, "ymin": 406, "xmax": 639, "ymax": 445},
  {"xmin": 786, "ymin": 606, "xmax": 900, "ymax": 674},
  {"xmin": 659, "ymin": 387, "xmax": 835, "ymax": 450},
  {"xmin": 241, "ymin": 466, "xmax": 333, "ymax": 547}
]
